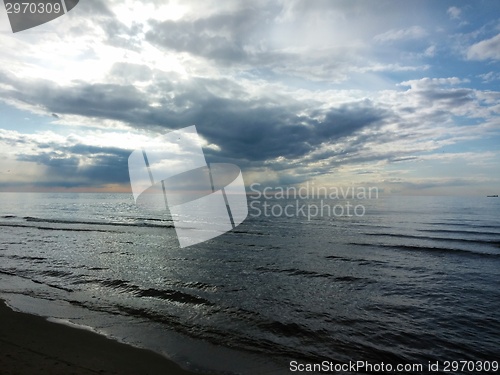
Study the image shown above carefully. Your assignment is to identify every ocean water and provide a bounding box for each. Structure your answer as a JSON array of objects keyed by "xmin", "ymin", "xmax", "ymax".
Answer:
[{"xmin": 0, "ymin": 192, "xmax": 499, "ymax": 374}]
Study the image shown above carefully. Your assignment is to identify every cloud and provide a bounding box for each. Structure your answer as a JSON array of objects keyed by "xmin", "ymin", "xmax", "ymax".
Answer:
[
  {"xmin": 0, "ymin": 71, "xmax": 150, "ymax": 122},
  {"xmin": 0, "ymin": 69, "xmax": 392, "ymax": 166},
  {"xmin": 467, "ymin": 34, "xmax": 500, "ymax": 61},
  {"xmin": 478, "ymin": 71, "xmax": 500, "ymax": 83},
  {"xmin": 1, "ymin": 61, "xmax": 498, "ymax": 190},
  {"xmin": 145, "ymin": 4, "xmax": 285, "ymax": 66},
  {"xmin": 142, "ymin": 2, "xmax": 432, "ymax": 82},
  {"xmin": 19, "ymin": 151, "xmax": 130, "ymax": 186},
  {"xmin": 399, "ymin": 77, "xmax": 468, "ymax": 89},
  {"xmin": 397, "ymin": 78, "xmax": 476, "ymax": 112},
  {"xmin": 447, "ymin": 6, "xmax": 461, "ymax": 20},
  {"xmin": 423, "ymin": 45, "xmax": 436, "ymax": 57},
  {"xmin": 108, "ymin": 63, "xmax": 153, "ymax": 82},
  {"xmin": 374, "ymin": 26, "xmax": 427, "ymax": 42},
  {"xmin": 199, "ymin": 99, "xmax": 389, "ymax": 164},
  {"xmin": 0, "ymin": 129, "xmax": 139, "ymax": 188},
  {"xmin": 14, "ymin": 141, "xmax": 131, "ymax": 187}
]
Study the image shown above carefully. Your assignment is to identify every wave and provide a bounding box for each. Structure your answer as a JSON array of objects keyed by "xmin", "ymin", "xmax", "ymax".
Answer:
[
  {"xmin": 7, "ymin": 255, "xmax": 46, "ymax": 262},
  {"xmin": 23, "ymin": 216, "xmax": 174, "ymax": 228},
  {"xmin": 40, "ymin": 270, "xmax": 73, "ymax": 278},
  {"xmin": 50, "ymin": 294, "xmax": 332, "ymax": 363},
  {"xmin": 98, "ymin": 279, "xmax": 214, "ymax": 306},
  {"xmin": 427, "ymin": 222, "xmax": 500, "ymax": 230},
  {"xmin": 230, "ymin": 229, "xmax": 267, "ymax": 236},
  {"xmin": 105, "ymin": 303, "xmax": 335, "ymax": 363},
  {"xmin": 349, "ymin": 242, "xmax": 500, "ymax": 258},
  {"xmin": 134, "ymin": 217, "xmax": 172, "ymax": 223},
  {"xmin": 255, "ymin": 266, "xmax": 372, "ymax": 283},
  {"xmin": 0, "ymin": 268, "xmax": 215, "ymax": 307},
  {"xmin": 363, "ymin": 232, "xmax": 500, "ymax": 247},
  {"xmin": 32, "ymin": 279, "xmax": 73, "ymax": 292},
  {"xmin": 173, "ymin": 281, "xmax": 218, "ymax": 292},
  {"xmin": 324, "ymin": 255, "xmax": 387, "ymax": 266},
  {"xmin": 256, "ymin": 320, "xmax": 331, "ymax": 341},
  {"xmin": 138, "ymin": 288, "xmax": 214, "ymax": 305},
  {"xmin": 0, "ymin": 215, "xmax": 175, "ymax": 232},
  {"xmin": 418, "ymin": 228, "xmax": 500, "ymax": 236},
  {"xmin": 0, "ymin": 266, "xmax": 75, "ymax": 294},
  {"xmin": 0, "ymin": 223, "xmax": 124, "ymax": 233}
]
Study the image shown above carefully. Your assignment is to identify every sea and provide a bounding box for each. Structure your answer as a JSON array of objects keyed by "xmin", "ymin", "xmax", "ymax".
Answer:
[{"xmin": 0, "ymin": 192, "xmax": 499, "ymax": 374}]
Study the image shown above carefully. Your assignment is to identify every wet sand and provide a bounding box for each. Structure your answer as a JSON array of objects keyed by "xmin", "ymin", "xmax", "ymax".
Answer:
[{"xmin": 0, "ymin": 299, "xmax": 198, "ymax": 375}]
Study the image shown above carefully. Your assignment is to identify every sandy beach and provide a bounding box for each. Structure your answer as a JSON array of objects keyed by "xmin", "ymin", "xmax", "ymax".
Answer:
[{"xmin": 0, "ymin": 300, "xmax": 198, "ymax": 375}]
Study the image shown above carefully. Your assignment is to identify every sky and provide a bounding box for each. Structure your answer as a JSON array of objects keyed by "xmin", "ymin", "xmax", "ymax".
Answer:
[{"xmin": 0, "ymin": 0, "xmax": 499, "ymax": 195}]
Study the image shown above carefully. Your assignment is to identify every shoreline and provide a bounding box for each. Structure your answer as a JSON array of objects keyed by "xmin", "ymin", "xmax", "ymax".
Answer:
[{"xmin": 0, "ymin": 299, "xmax": 199, "ymax": 375}]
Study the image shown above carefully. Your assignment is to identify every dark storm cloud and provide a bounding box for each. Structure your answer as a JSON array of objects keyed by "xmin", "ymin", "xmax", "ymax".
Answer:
[
  {"xmin": 66, "ymin": 144, "xmax": 131, "ymax": 158},
  {"xmin": 17, "ymin": 144, "xmax": 131, "ymax": 186},
  {"xmin": 0, "ymin": 71, "xmax": 148, "ymax": 121},
  {"xmin": 416, "ymin": 88, "xmax": 474, "ymax": 108},
  {"xmin": 0, "ymin": 70, "xmax": 391, "ymax": 167},
  {"xmin": 18, "ymin": 152, "xmax": 79, "ymax": 169},
  {"xmin": 196, "ymin": 98, "xmax": 388, "ymax": 164}
]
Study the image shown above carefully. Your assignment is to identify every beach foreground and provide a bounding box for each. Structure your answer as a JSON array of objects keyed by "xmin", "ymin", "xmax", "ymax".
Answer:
[{"xmin": 0, "ymin": 300, "xmax": 197, "ymax": 375}]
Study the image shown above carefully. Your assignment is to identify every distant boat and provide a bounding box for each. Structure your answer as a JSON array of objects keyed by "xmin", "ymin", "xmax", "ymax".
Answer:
[{"xmin": 487, "ymin": 195, "xmax": 498, "ymax": 197}]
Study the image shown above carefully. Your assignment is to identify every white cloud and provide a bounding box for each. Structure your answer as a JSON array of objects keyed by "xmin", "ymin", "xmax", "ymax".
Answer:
[
  {"xmin": 398, "ymin": 77, "xmax": 468, "ymax": 90},
  {"xmin": 447, "ymin": 6, "xmax": 461, "ymax": 20},
  {"xmin": 467, "ymin": 33, "xmax": 500, "ymax": 61},
  {"xmin": 374, "ymin": 26, "xmax": 427, "ymax": 42},
  {"xmin": 478, "ymin": 71, "xmax": 500, "ymax": 83},
  {"xmin": 423, "ymin": 45, "xmax": 436, "ymax": 57}
]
